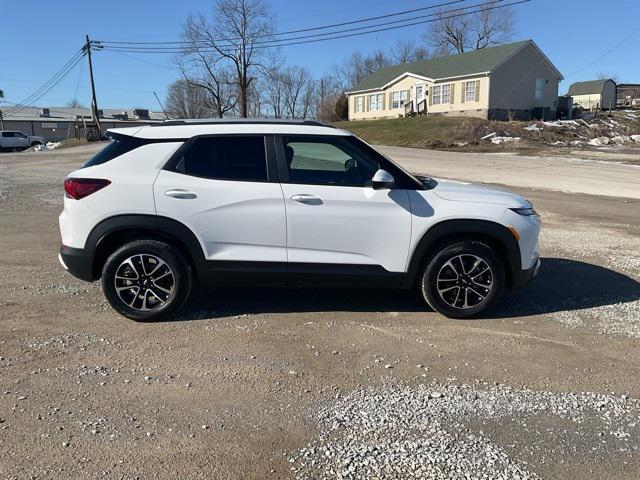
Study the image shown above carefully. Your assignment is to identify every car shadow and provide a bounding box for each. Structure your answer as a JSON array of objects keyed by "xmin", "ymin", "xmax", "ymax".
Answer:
[{"xmin": 172, "ymin": 258, "xmax": 639, "ymax": 321}]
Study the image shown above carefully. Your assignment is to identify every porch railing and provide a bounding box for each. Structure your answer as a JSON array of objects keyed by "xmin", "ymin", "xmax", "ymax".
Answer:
[
  {"xmin": 417, "ymin": 99, "xmax": 427, "ymax": 115},
  {"xmin": 404, "ymin": 101, "xmax": 414, "ymax": 116}
]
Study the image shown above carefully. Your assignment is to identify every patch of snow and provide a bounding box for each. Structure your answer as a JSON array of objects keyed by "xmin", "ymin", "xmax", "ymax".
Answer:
[
  {"xmin": 34, "ymin": 141, "xmax": 62, "ymax": 151},
  {"xmin": 524, "ymin": 124, "xmax": 543, "ymax": 132},
  {"xmin": 543, "ymin": 120, "xmax": 579, "ymax": 128},
  {"xmin": 588, "ymin": 137, "xmax": 610, "ymax": 146},
  {"xmin": 631, "ymin": 135, "xmax": 640, "ymax": 143},
  {"xmin": 490, "ymin": 136, "xmax": 521, "ymax": 144}
]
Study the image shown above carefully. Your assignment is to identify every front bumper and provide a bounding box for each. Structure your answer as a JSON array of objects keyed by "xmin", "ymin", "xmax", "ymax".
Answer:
[
  {"xmin": 511, "ymin": 257, "xmax": 540, "ymax": 289},
  {"xmin": 59, "ymin": 245, "xmax": 95, "ymax": 282}
]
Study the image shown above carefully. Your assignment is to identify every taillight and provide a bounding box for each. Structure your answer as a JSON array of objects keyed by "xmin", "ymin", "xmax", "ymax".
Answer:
[{"xmin": 64, "ymin": 178, "xmax": 111, "ymax": 200}]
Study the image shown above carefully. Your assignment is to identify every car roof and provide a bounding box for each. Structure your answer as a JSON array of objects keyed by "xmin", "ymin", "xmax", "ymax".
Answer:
[{"xmin": 108, "ymin": 118, "xmax": 350, "ymax": 140}]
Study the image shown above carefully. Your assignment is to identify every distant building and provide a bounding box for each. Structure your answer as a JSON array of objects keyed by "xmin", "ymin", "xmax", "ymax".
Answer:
[
  {"xmin": 567, "ymin": 79, "xmax": 617, "ymax": 111},
  {"xmin": 345, "ymin": 40, "xmax": 563, "ymax": 121},
  {"xmin": 0, "ymin": 106, "xmax": 165, "ymax": 142},
  {"xmin": 617, "ymin": 84, "xmax": 640, "ymax": 108}
]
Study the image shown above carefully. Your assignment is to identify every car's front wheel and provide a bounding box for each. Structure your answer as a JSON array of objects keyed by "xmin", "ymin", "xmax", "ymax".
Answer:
[
  {"xmin": 420, "ymin": 240, "xmax": 505, "ymax": 318},
  {"xmin": 102, "ymin": 239, "xmax": 192, "ymax": 321}
]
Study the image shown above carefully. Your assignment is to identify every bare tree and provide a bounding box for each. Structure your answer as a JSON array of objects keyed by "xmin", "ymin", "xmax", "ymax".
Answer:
[
  {"xmin": 391, "ymin": 40, "xmax": 430, "ymax": 64},
  {"xmin": 181, "ymin": 0, "xmax": 275, "ymax": 117},
  {"xmin": 426, "ymin": 1, "xmax": 514, "ymax": 54},
  {"xmin": 362, "ymin": 50, "xmax": 390, "ymax": 75},
  {"xmin": 165, "ymin": 79, "xmax": 213, "ymax": 119},
  {"xmin": 597, "ymin": 72, "xmax": 620, "ymax": 83}
]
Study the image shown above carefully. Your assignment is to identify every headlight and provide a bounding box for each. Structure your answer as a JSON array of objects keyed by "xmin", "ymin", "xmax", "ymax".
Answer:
[{"xmin": 510, "ymin": 207, "xmax": 538, "ymax": 216}]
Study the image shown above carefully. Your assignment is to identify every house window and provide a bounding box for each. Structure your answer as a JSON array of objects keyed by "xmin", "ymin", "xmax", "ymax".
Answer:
[
  {"xmin": 465, "ymin": 81, "xmax": 477, "ymax": 102},
  {"xmin": 432, "ymin": 84, "xmax": 451, "ymax": 105},
  {"xmin": 354, "ymin": 96, "xmax": 364, "ymax": 113},
  {"xmin": 368, "ymin": 93, "xmax": 384, "ymax": 111},
  {"xmin": 535, "ymin": 78, "xmax": 545, "ymax": 100},
  {"xmin": 390, "ymin": 90, "xmax": 409, "ymax": 109}
]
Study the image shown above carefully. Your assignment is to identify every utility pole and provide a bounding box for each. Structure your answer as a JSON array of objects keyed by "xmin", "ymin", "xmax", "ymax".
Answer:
[
  {"xmin": 153, "ymin": 91, "xmax": 169, "ymax": 119},
  {"xmin": 0, "ymin": 89, "xmax": 4, "ymax": 129},
  {"xmin": 84, "ymin": 34, "xmax": 101, "ymax": 135}
]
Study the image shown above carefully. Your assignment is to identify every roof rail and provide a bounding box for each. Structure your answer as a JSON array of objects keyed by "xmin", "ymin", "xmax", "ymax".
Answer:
[{"xmin": 154, "ymin": 118, "xmax": 333, "ymax": 128}]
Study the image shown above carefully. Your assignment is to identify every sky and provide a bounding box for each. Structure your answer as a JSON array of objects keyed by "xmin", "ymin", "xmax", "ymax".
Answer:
[{"xmin": 1, "ymin": 0, "xmax": 639, "ymax": 111}]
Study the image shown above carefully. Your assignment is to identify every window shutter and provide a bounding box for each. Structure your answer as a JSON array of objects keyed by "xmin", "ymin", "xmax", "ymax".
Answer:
[
  {"xmin": 365, "ymin": 95, "xmax": 369, "ymax": 112},
  {"xmin": 461, "ymin": 82, "xmax": 465, "ymax": 103},
  {"xmin": 428, "ymin": 89, "xmax": 432, "ymax": 106},
  {"xmin": 475, "ymin": 80, "xmax": 481, "ymax": 102},
  {"xmin": 450, "ymin": 83, "xmax": 455, "ymax": 104},
  {"xmin": 382, "ymin": 93, "xmax": 386, "ymax": 110}
]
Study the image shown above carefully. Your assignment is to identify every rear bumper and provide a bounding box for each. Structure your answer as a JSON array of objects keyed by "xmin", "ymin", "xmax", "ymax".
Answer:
[
  {"xmin": 511, "ymin": 257, "xmax": 540, "ymax": 289},
  {"xmin": 59, "ymin": 245, "xmax": 95, "ymax": 282}
]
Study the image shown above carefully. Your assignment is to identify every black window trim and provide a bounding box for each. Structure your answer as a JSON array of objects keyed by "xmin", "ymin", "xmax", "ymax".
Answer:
[
  {"xmin": 273, "ymin": 134, "xmax": 424, "ymax": 190},
  {"xmin": 161, "ymin": 133, "xmax": 278, "ymax": 184}
]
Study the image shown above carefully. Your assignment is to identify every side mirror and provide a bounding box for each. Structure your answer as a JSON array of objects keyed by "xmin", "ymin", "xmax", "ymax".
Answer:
[{"xmin": 371, "ymin": 169, "xmax": 395, "ymax": 190}]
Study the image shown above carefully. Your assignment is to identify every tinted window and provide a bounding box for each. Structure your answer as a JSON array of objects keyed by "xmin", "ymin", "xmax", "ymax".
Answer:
[
  {"xmin": 2, "ymin": 132, "xmax": 15, "ymax": 137},
  {"xmin": 282, "ymin": 136, "xmax": 379, "ymax": 187},
  {"xmin": 83, "ymin": 135, "xmax": 146, "ymax": 168},
  {"xmin": 181, "ymin": 136, "xmax": 267, "ymax": 182}
]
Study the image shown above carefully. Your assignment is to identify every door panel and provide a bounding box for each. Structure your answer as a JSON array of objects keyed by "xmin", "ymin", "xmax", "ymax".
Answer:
[
  {"xmin": 154, "ymin": 170, "xmax": 287, "ymax": 263},
  {"xmin": 281, "ymin": 184, "xmax": 412, "ymax": 272}
]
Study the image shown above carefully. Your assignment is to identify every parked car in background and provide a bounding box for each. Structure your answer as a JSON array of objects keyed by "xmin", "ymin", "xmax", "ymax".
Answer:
[{"xmin": 0, "ymin": 130, "xmax": 45, "ymax": 151}]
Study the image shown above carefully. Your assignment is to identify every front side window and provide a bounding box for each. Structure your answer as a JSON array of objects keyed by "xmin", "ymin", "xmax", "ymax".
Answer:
[
  {"xmin": 282, "ymin": 136, "xmax": 379, "ymax": 187},
  {"xmin": 354, "ymin": 96, "xmax": 364, "ymax": 113},
  {"xmin": 368, "ymin": 93, "xmax": 384, "ymax": 111},
  {"xmin": 180, "ymin": 136, "xmax": 267, "ymax": 182},
  {"xmin": 465, "ymin": 81, "xmax": 477, "ymax": 102},
  {"xmin": 535, "ymin": 78, "xmax": 545, "ymax": 100}
]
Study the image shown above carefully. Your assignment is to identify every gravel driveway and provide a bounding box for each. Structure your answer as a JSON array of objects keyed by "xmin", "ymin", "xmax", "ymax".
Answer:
[{"xmin": 0, "ymin": 145, "xmax": 638, "ymax": 479}]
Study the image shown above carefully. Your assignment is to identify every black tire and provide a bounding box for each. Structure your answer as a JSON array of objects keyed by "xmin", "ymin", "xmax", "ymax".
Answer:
[
  {"xmin": 31, "ymin": 141, "xmax": 42, "ymax": 147},
  {"xmin": 420, "ymin": 240, "xmax": 505, "ymax": 319},
  {"xmin": 101, "ymin": 239, "xmax": 192, "ymax": 321}
]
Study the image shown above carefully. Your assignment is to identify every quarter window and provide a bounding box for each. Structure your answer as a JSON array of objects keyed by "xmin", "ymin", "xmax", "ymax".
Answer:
[
  {"xmin": 368, "ymin": 93, "xmax": 384, "ymax": 111},
  {"xmin": 390, "ymin": 90, "xmax": 409, "ymax": 109},
  {"xmin": 282, "ymin": 136, "xmax": 379, "ymax": 187},
  {"xmin": 180, "ymin": 136, "xmax": 267, "ymax": 182}
]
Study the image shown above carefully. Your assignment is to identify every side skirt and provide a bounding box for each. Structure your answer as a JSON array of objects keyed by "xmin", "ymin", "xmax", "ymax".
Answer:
[{"xmin": 198, "ymin": 261, "xmax": 405, "ymax": 289}]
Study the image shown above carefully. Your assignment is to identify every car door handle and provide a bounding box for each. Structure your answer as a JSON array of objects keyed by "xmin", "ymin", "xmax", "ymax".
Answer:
[
  {"xmin": 290, "ymin": 194, "xmax": 323, "ymax": 205},
  {"xmin": 165, "ymin": 189, "xmax": 198, "ymax": 199}
]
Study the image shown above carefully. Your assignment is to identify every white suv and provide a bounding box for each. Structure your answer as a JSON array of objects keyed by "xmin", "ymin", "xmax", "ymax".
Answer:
[{"xmin": 58, "ymin": 119, "xmax": 540, "ymax": 321}]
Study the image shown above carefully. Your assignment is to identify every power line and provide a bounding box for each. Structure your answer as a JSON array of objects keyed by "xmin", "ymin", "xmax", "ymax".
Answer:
[
  {"xmin": 97, "ymin": 0, "xmax": 529, "ymax": 54},
  {"xmin": 98, "ymin": 0, "xmax": 468, "ymax": 45},
  {"xmin": 4, "ymin": 50, "xmax": 85, "ymax": 116},
  {"xmin": 100, "ymin": 0, "xmax": 498, "ymax": 52}
]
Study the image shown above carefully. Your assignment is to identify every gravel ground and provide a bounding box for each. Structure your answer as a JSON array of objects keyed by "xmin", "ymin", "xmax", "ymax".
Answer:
[
  {"xmin": 290, "ymin": 382, "xmax": 640, "ymax": 479},
  {"xmin": 0, "ymin": 145, "xmax": 639, "ymax": 479}
]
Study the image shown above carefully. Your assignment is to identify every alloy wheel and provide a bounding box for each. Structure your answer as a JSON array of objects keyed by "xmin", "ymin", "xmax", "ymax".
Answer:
[
  {"xmin": 114, "ymin": 254, "xmax": 175, "ymax": 311},
  {"xmin": 436, "ymin": 254, "xmax": 493, "ymax": 309}
]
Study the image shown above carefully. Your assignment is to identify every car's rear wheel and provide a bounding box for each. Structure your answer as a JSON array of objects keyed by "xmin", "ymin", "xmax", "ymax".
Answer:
[
  {"xmin": 102, "ymin": 239, "xmax": 192, "ymax": 321},
  {"xmin": 420, "ymin": 240, "xmax": 505, "ymax": 318}
]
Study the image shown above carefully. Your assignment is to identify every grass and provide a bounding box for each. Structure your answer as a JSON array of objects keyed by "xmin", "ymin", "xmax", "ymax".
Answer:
[{"xmin": 333, "ymin": 116, "xmax": 484, "ymax": 149}]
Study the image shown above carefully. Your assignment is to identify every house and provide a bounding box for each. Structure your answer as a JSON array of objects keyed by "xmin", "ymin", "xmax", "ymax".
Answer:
[
  {"xmin": 345, "ymin": 40, "xmax": 563, "ymax": 121},
  {"xmin": 617, "ymin": 83, "xmax": 640, "ymax": 108},
  {"xmin": 567, "ymin": 79, "xmax": 617, "ymax": 111}
]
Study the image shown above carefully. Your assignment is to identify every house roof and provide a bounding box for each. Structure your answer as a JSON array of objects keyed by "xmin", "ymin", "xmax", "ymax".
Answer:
[
  {"xmin": 568, "ymin": 80, "xmax": 614, "ymax": 96},
  {"xmin": 347, "ymin": 40, "xmax": 539, "ymax": 93}
]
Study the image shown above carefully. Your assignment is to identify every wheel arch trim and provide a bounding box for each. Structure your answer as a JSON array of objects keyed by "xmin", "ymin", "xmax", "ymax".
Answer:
[
  {"xmin": 85, "ymin": 214, "xmax": 206, "ymax": 281},
  {"xmin": 402, "ymin": 219, "xmax": 522, "ymax": 289}
]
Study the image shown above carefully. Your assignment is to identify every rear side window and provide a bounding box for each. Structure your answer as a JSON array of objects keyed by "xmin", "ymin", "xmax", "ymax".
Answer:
[
  {"xmin": 178, "ymin": 136, "xmax": 267, "ymax": 182},
  {"xmin": 82, "ymin": 135, "xmax": 146, "ymax": 168}
]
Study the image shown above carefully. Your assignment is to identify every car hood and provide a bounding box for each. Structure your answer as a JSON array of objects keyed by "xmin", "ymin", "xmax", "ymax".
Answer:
[{"xmin": 432, "ymin": 179, "xmax": 529, "ymax": 207}]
